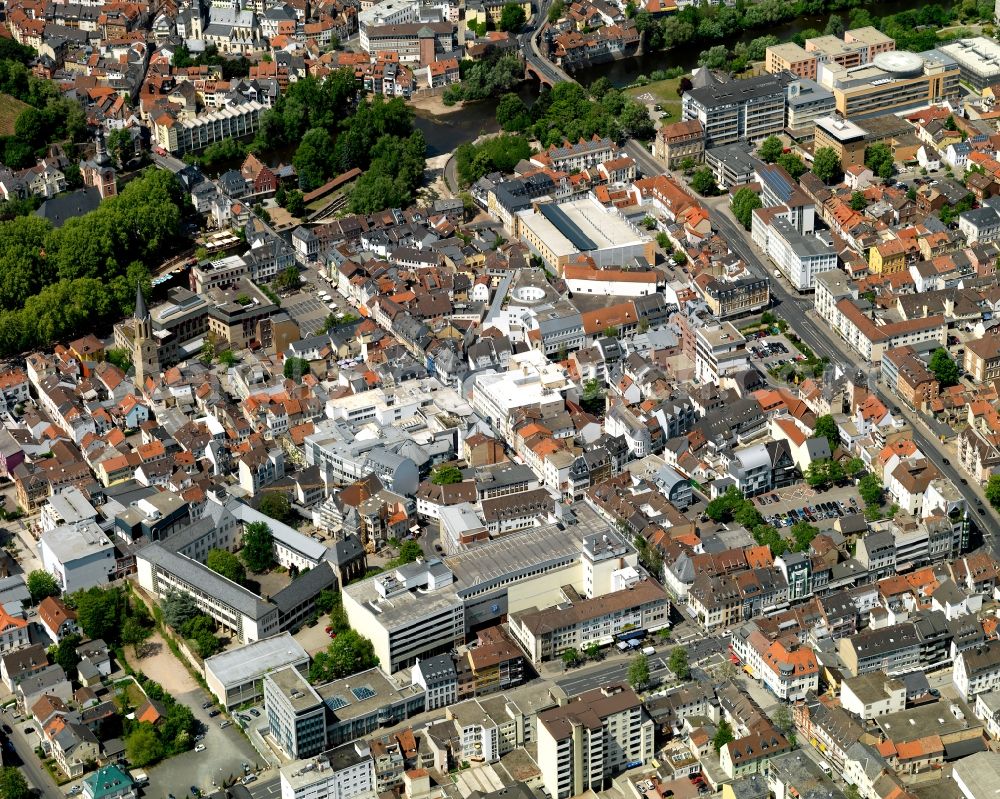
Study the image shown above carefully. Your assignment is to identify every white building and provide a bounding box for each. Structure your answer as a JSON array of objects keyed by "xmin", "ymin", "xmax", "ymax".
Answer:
[
  {"xmin": 509, "ymin": 573, "xmax": 670, "ymax": 662},
  {"xmin": 471, "ymin": 349, "xmax": 572, "ymax": 439},
  {"xmin": 279, "ymin": 742, "xmax": 376, "ymax": 799},
  {"xmin": 38, "ymin": 521, "xmax": 116, "ymax": 593},
  {"xmin": 205, "ymin": 633, "xmax": 310, "ymax": 709},
  {"xmin": 953, "ymin": 641, "xmax": 1000, "ymax": 700},
  {"xmin": 840, "ymin": 673, "xmax": 906, "ymax": 720},
  {"xmin": 694, "ymin": 322, "xmax": 749, "ymax": 385},
  {"xmin": 756, "ymin": 213, "xmax": 837, "ymax": 292},
  {"xmin": 536, "ymin": 684, "xmax": 654, "ymax": 799},
  {"xmin": 40, "ymin": 488, "xmax": 99, "ymax": 533}
]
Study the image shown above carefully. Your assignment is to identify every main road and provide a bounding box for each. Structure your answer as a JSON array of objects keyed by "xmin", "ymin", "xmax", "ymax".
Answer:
[{"xmin": 623, "ymin": 139, "xmax": 1000, "ymax": 553}]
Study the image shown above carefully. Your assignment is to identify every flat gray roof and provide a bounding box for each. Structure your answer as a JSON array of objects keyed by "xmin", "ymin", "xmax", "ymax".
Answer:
[
  {"xmin": 139, "ymin": 543, "xmax": 275, "ymax": 620},
  {"xmin": 445, "ymin": 511, "xmax": 610, "ymax": 596},
  {"xmin": 204, "ymin": 633, "xmax": 309, "ymax": 687}
]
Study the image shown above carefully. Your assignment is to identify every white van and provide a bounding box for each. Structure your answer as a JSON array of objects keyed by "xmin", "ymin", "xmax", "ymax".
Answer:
[{"xmin": 818, "ymin": 761, "xmax": 832, "ymax": 776}]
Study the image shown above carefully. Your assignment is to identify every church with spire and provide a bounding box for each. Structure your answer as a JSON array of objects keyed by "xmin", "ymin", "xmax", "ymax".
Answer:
[
  {"xmin": 80, "ymin": 128, "xmax": 118, "ymax": 199},
  {"xmin": 132, "ymin": 284, "xmax": 159, "ymax": 388}
]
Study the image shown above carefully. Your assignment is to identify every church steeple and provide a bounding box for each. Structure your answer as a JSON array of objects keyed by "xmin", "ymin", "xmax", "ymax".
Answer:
[
  {"xmin": 135, "ymin": 282, "xmax": 149, "ymax": 322},
  {"xmin": 133, "ymin": 284, "xmax": 158, "ymax": 386}
]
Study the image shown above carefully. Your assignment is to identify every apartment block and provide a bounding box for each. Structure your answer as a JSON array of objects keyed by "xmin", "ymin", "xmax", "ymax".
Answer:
[
  {"xmin": 508, "ymin": 576, "xmax": 670, "ymax": 662},
  {"xmin": 766, "ymin": 43, "xmax": 818, "ymax": 80},
  {"xmin": 537, "ymin": 684, "xmax": 654, "ymax": 799}
]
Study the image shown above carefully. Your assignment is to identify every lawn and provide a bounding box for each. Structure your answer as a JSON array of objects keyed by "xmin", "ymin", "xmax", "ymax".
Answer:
[
  {"xmin": 625, "ymin": 76, "xmax": 683, "ymax": 122},
  {"xmin": 0, "ymin": 93, "xmax": 30, "ymax": 136},
  {"xmin": 112, "ymin": 678, "xmax": 148, "ymax": 711}
]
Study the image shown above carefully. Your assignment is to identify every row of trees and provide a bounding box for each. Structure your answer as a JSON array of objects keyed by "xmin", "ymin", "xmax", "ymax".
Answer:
[
  {"xmin": 162, "ymin": 591, "xmax": 222, "ymax": 658},
  {"xmin": 495, "ymin": 80, "xmax": 654, "ymax": 148},
  {"xmin": 0, "ymin": 169, "xmax": 186, "ymax": 356}
]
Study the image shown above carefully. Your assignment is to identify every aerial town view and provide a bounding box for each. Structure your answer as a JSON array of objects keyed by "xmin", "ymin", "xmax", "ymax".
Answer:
[{"xmin": 4, "ymin": 0, "xmax": 1000, "ymax": 796}]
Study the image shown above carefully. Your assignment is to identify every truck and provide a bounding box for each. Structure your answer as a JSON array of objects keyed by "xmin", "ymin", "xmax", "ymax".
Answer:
[
  {"xmin": 641, "ymin": 646, "xmax": 655, "ymax": 656},
  {"xmin": 131, "ymin": 770, "xmax": 149, "ymax": 787}
]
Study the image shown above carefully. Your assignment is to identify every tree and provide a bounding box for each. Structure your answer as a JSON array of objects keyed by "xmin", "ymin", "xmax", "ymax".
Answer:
[
  {"xmin": 242, "ymin": 521, "xmax": 276, "ymax": 572},
  {"xmin": 929, "ymin": 347, "xmax": 959, "ymax": 386},
  {"xmin": 628, "ymin": 653, "xmax": 651, "ymax": 688},
  {"xmin": 773, "ymin": 704, "xmax": 794, "ymax": 736},
  {"xmin": 813, "ymin": 414, "xmax": 840, "ymax": 454},
  {"xmin": 690, "ymin": 167, "xmax": 718, "ymax": 196},
  {"xmin": 309, "ymin": 629, "xmax": 378, "ymax": 682},
  {"xmin": 561, "ymin": 647, "xmax": 580, "ymax": 667},
  {"xmin": 106, "ymin": 128, "xmax": 132, "ymax": 167},
  {"xmin": 858, "ymin": 473, "xmax": 883, "ymax": 507},
  {"xmin": 0, "ymin": 767, "xmax": 31, "ymax": 799},
  {"xmin": 206, "ymin": 549, "xmax": 247, "ymax": 584},
  {"xmin": 125, "ymin": 723, "xmax": 164, "ymax": 767},
  {"xmin": 986, "ymin": 474, "xmax": 1000, "ymax": 509},
  {"xmin": 712, "ymin": 719, "xmax": 735, "ymax": 752},
  {"xmin": 163, "ymin": 591, "xmax": 200, "ymax": 631},
  {"xmin": 548, "ymin": 0, "xmax": 565, "ymax": 21},
  {"xmin": 776, "ymin": 152, "xmax": 807, "ymax": 180},
  {"xmin": 790, "ymin": 521, "xmax": 819, "ymax": 552},
  {"xmin": 26, "ymin": 569, "xmax": 59, "ymax": 603},
  {"xmin": 275, "ymin": 265, "xmax": 302, "ymax": 292},
  {"xmin": 74, "ymin": 586, "xmax": 124, "ymax": 644},
  {"xmin": 496, "ymin": 92, "xmax": 530, "ymax": 131},
  {"xmin": 52, "ymin": 633, "xmax": 82, "ymax": 676},
  {"xmin": 758, "ymin": 136, "xmax": 784, "ymax": 163},
  {"xmin": 499, "ymin": 3, "xmax": 527, "ymax": 30},
  {"xmin": 849, "ymin": 191, "xmax": 868, "ymax": 211},
  {"xmin": 121, "ymin": 617, "xmax": 151, "ymax": 657},
  {"xmin": 865, "ymin": 142, "xmax": 895, "ymax": 180},
  {"xmin": 845, "ymin": 457, "xmax": 865, "ymax": 478},
  {"xmin": 431, "ymin": 464, "xmax": 463, "ymax": 485},
  {"xmin": 584, "ymin": 642, "xmax": 601, "ymax": 660},
  {"xmin": 284, "ymin": 356, "xmax": 311, "ymax": 382},
  {"xmin": 285, "ymin": 190, "xmax": 305, "ymax": 217},
  {"xmin": 812, "ymin": 147, "xmax": 842, "ymax": 184},
  {"xmin": 258, "ymin": 492, "xmax": 293, "ymax": 523},
  {"xmin": 732, "ymin": 187, "xmax": 762, "ymax": 231},
  {"xmin": 294, "ymin": 128, "xmax": 335, "ymax": 191},
  {"xmin": 668, "ymin": 646, "xmax": 690, "ymax": 679}
]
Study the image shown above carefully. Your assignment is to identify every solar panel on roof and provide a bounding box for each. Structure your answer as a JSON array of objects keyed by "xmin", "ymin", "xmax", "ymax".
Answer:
[{"xmin": 351, "ymin": 686, "xmax": 376, "ymax": 701}]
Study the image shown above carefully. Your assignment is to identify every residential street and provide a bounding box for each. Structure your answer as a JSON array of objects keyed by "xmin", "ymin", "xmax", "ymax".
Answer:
[{"xmin": 2, "ymin": 706, "xmax": 62, "ymax": 798}]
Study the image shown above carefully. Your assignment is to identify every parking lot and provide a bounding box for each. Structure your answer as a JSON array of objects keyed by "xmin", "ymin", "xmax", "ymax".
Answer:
[{"xmin": 753, "ymin": 483, "xmax": 863, "ymax": 530}]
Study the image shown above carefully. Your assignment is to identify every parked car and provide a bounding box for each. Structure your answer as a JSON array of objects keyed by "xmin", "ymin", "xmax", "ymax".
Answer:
[
  {"xmin": 195, "ymin": 744, "xmax": 206, "ymax": 752},
  {"xmin": 201, "ymin": 701, "xmax": 213, "ymax": 709},
  {"xmin": 249, "ymin": 708, "xmax": 260, "ymax": 717},
  {"xmin": 208, "ymin": 710, "xmax": 220, "ymax": 718}
]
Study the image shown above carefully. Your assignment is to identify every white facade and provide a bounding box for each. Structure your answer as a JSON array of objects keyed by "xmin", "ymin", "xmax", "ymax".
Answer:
[
  {"xmin": 280, "ymin": 744, "xmax": 376, "ymax": 799},
  {"xmin": 756, "ymin": 213, "xmax": 837, "ymax": 292},
  {"xmin": 537, "ymin": 685, "xmax": 654, "ymax": 799},
  {"xmin": 38, "ymin": 522, "xmax": 115, "ymax": 593},
  {"xmin": 694, "ymin": 322, "xmax": 749, "ymax": 385}
]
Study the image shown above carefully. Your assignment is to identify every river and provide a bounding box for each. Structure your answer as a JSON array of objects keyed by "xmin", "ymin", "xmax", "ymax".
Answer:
[
  {"xmin": 573, "ymin": 0, "xmax": 923, "ymax": 84},
  {"xmin": 415, "ymin": 0, "xmax": 922, "ymax": 154}
]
